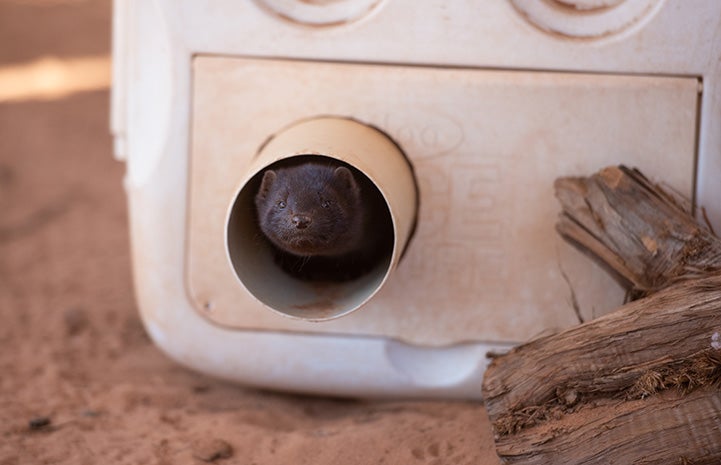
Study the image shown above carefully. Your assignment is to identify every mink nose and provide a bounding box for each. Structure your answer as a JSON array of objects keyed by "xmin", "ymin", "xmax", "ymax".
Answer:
[{"xmin": 291, "ymin": 214, "xmax": 311, "ymax": 229}]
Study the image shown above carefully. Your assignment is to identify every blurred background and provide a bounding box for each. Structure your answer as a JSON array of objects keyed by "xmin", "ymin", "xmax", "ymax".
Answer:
[{"xmin": 0, "ymin": 1, "xmax": 497, "ymax": 463}]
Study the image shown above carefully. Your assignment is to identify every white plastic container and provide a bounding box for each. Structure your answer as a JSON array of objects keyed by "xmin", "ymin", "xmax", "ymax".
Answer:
[{"xmin": 112, "ymin": 0, "xmax": 721, "ymax": 398}]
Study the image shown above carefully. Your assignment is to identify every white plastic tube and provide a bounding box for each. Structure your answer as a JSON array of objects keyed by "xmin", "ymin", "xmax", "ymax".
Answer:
[{"xmin": 225, "ymin": 116, "xmax": 418, "ymax": 321}]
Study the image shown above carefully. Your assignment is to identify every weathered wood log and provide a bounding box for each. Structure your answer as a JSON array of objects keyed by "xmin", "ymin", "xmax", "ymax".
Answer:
[
  {"xmin": 496, "ymin": 389, "xmax": 721, "ymax": 465},
  {"xmin": 482, "ymin": 166, "xmax": 721, "ymax": 464},
  {"xmin": 484, "ymin": 275, "xmax": 721, "ymax": 431},
  {"xmin": 555, "ymin": 165, "xmax": 721, "ymax": 296}
]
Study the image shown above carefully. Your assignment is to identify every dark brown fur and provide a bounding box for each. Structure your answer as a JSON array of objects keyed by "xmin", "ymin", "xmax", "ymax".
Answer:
[{"xmin": 255, "ymin": 159, "xmax": 391, "ymax": 281}]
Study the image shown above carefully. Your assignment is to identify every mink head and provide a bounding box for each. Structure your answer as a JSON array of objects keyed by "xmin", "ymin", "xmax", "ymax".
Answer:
[{"xmin": 254, "ymin": 162, "xmax": 365, "ymax": 257}]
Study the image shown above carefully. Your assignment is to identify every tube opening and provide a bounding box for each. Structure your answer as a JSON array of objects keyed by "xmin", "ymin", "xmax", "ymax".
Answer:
[{"xmin": 225, "ymin": 117, "xmax": 417, "ymax": 321}]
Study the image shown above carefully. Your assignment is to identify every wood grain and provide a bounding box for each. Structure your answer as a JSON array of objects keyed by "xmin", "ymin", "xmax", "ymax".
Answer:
[{"xmin": 482, "ymin": 166, "xmax": 721, "ymax": 464}]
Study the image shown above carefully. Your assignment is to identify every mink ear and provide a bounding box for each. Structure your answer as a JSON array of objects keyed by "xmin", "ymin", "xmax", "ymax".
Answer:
[
  {"xmin": 256, "ymin": 170, "xmax": 276, "ymax": 202},
  {"xmin": 333, "ymin": 166, "xmax": 359, "ymax": 193}
]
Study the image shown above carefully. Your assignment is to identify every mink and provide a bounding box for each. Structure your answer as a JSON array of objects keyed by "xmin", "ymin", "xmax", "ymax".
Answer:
[{"xmin": 254, "ymin": 159, "xmax": 392, "ymax": 281}]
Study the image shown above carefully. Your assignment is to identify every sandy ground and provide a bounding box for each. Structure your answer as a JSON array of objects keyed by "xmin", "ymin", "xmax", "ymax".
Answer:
[{"xmin": 0, "ymin": 1, "xmax": 500, "ymax": 464}]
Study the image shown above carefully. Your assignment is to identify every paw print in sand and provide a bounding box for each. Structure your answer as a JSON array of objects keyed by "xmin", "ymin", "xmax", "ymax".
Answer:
[{"xmin": 411, "ymin": 440, "xmax": 471, "ymax": 465}]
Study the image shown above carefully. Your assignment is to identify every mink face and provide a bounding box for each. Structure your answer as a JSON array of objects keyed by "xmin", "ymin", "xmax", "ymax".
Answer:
[{"xmin": 255, "ymin": 162, "xmax": 366, "ymax": 257}]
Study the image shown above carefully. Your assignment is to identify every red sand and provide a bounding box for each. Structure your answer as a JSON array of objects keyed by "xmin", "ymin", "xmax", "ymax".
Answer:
[{"xmin": 0, "ymin": 1, "xmax": 499, "ymax": 463}]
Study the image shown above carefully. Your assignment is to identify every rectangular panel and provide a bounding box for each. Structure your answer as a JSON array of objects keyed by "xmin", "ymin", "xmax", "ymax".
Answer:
[{"xmin": 187, "ymin": 56, "xmax": 698, "ymax": 346}]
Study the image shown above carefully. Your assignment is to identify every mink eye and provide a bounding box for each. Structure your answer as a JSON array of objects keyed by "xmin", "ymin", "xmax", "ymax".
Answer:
[
  {"xmin": 321, "ymin": 200, "xmax": 330, "ymax": 209},
  {"xmin": 277, "ymin": 200, "xmax": 286, "ymax": 209}
]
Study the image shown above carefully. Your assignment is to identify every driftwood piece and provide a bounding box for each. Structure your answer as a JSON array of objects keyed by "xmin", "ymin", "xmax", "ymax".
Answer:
[
  {"xmin": 482, "ymin": 166, "xmax": 721, "ymax": 464},
  {"xmin": 555, "ymin": 165, "xmax": 721, "ymax": 296},
  {"xmin": 497, "ymin": 389, "xmax": 721, "ymax": 465}
]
